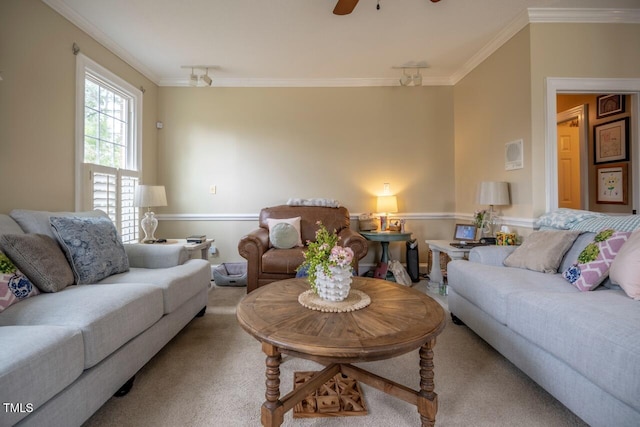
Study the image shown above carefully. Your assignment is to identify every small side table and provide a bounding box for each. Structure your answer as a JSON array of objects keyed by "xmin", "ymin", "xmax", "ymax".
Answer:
[
  {"xmin": 360, "ymin": 231, "xmax": 413, "ymax": 264},
  {"xmin": 425, "ymin": 240, "xmax": 472, "ymax": 293},
  {"xmin": 178, "ymin": 239, "xmax": 214, "ymax": 260},
  {"xmin": 153, "ymin": 239, "xmax": 214, "ymax": 260}
]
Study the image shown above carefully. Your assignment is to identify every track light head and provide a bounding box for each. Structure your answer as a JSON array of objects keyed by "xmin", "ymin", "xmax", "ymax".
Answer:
[{"xmin": 200, "ymin": 68, "xmax": 212, "ymax": 86}]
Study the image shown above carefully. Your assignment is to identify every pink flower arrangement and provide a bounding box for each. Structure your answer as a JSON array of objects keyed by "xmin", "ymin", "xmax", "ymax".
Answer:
[{"xmin": 329, "ymin": 245, "xmax": 354, "ymax": 268}]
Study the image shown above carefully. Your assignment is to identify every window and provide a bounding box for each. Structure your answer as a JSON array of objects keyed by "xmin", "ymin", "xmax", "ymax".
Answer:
[{"xmin": 76, "ymin": 54, "xmax": 143, "ymax": 243}]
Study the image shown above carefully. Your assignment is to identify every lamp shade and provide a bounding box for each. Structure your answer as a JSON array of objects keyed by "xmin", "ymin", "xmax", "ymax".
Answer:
[
  {"xmin": 134, "ymin": 185, "xmax": 167, "ymax": 208},
  {"xmin": 377, "ymin": 195, "xmax": 398, "ymax": 213},
  {"xmin": 477, "ymin": 181, "xmax": 510, "ymax": 206}
]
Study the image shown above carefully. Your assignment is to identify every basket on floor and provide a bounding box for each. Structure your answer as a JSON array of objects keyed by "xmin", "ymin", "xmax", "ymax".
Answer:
[{"xmin": 213, "ymin": 262, "xmax": 247, "ymax": 287}]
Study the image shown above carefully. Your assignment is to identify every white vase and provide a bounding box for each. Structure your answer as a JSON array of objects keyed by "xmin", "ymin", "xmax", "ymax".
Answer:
[{"xmin": 314, "ymin": 265, "xmax": 353, "ymax": 302}]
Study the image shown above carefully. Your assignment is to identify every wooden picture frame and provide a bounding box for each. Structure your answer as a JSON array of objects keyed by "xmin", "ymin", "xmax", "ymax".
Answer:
[
  {"xmin": 594, "ymin": 118, "xmax": 629, "ymax": 164},
  {"xmin": 596, "ymin": 163, "xmax": 628, "ymax": 204},
  {"xmin": 597, "ymin": 94, "xmax": 625, "ymax": 118}
]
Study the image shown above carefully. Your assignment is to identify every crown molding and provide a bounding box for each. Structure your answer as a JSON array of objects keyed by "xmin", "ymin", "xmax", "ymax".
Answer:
[
  {"xmin": 528, "ymin": 8, "xmax": 640, "ymax": 23},
  {"xmin": 42, "ymin": 0, "xmax": 160, "ymax": 85},
  {"xmin": 44, "ymin": 2, "xmax": 638, "ymax": 88},
  {"xmin": 158, "ymin": 76, "xmax": 453, "ymax": 87}
]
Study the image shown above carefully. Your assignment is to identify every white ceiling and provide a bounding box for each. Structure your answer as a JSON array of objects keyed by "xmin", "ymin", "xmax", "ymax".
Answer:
[{"xmin": 43, "ymin": 0, "xmax": 640, "ymax": 87}]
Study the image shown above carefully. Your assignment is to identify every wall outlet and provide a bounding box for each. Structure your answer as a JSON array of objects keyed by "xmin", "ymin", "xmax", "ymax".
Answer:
[
  {"xmin": 209, "ymin": 185, "xmax": 216, "ymax": 195},
  {"xmin": 209, "ymin": 245, "xmax": 217, "ymax": 255}
]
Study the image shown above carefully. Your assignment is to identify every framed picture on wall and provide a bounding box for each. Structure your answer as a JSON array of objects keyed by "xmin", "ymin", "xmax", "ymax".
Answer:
[
  {"xmin": 596, "ymin": 163, "xmax": 628, "ymax": 204},
  {"xmin": 594, "ymin": 118, "xmax": 629, "ymax": 164},
  {"xmin": 597, "ymin": 94, "xmax": 625, "ymax": 119}
]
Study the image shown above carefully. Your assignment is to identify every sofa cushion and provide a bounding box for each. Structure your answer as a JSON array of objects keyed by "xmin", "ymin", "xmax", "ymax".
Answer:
[
  {"xmin": 506, "ymin": 290, "xmax": 640, "ymax": 412},
  {"xmin": 0, "ymin": 214, "xmax": 25, "ymax": 237},
  {"xmin": 0, "ymin": 325, "xmax": 84, "ymax": 426},
  {"xmin": 562, "ymin": 229, "xmax": 631, "ymax": 291},
  {"xmin": 266, "ymin": 217, "xmax": 302, "ymax": 247},
  {"xmin": 97, "ymin": 259, "xmax": 211, "ymax": 314},
  {"xmin": 0, "ymin": 252, "xmax": 40, "ymax": 313},
  {"xmin": 447, "ymin": 260, "xmax": 578, "ymax": 325},
  {"xmin": 535, "ymin": 208, "xmax": 603, "ymax": 230},
  {"xmin": 558, "ymin": 232, "xmax": 595, "ymax": 274},
  {"xmin": 610, "ymin": 230, "xmax": 640, "ymax": 300},
  {"xmin": 9, "ymin": 209, "xmax": 108, "ymax": 240},
  {"xmin": 0, "ymin": 284, "xmax": 163, "ymax": 369},
  {"xmin": 0, "ymin": 234, "xmax": 74, "ymax": 292},
  {"xmin": 50, "ymin": 216, "xmax": 130, "ymax": 284},
  {"xmin": 503, "ymin": 230, "xmax": 582, "ymax": 273}
]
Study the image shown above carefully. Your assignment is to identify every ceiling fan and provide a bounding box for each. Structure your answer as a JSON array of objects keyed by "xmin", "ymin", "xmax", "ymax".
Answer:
[{"xmin": 334, "ymin": 0, "xmax": 441, "ymax": 16}]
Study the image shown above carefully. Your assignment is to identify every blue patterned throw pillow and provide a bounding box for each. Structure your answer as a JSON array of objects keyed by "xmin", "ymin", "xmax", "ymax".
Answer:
[{"xmin": 50, "ymin": 216, "xmax": 129, "ymax": 284}]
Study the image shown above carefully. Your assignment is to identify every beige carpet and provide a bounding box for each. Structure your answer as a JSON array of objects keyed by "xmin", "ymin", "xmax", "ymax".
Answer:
[{"xmin": 84, "ymin": 282, "xmax": 587, "ymax": 427}]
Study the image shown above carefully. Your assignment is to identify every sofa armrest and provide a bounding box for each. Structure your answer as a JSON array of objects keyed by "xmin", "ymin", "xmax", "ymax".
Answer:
[
  {"xmin": 124, "ymin": 244, "xmax": 189, "ymax": 268},
  {"xmin": 468, "ymin": 245, "xmax": 517, "ymax": 266}
]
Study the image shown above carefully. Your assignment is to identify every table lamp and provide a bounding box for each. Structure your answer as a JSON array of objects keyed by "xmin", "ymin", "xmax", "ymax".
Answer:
[
  {"xmin": 476, "ymin": 181, "xmax": 510, "ymax": 236},
  {"xmin": 134, "ymin": 185, "xmax": 167, "ymax": 242},
  {"xmin": 377, "ymin": 195, "xmax": 398, "ymax": 231}
]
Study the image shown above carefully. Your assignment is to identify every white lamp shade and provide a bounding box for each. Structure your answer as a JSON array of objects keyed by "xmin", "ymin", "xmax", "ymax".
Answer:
[
  {"xmin": 477, "ymin": 181, "xmax": 510, "ymax": 206},
  {"xmin": 134, "ymin": 185, "xmax": 167, "ymax": 208},
  {"xmin": 377, "ymin": 195, "xmax": 398, "ymax": 213}
]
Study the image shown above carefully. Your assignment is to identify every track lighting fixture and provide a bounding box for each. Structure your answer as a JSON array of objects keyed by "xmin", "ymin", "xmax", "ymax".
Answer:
[
  {"xmin": 200, "ymin": 68, "xmax": 212, "ymax": 87},
  {"xmin": 393, "ymin": 63, "xmax": 429, "ymax": 87},
  {"xmin": 181, "ymin": 66, "xmax": 216, "ymax": 87}
]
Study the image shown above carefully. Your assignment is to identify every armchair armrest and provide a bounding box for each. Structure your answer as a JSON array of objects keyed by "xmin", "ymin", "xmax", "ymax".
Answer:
[
  {"xmin": 238, "ymin": 228, "xmax": 270, "ymax": 292},
  {"xmin": 338, "ymin": 229, "xmax": 368, "ymax": 269},
  {"xmin": 124, "ymin": 244, "xmax": 189, "ymax": 268},
  {"xmin": 468, "ymin": 245, "xmax": 517, "ymax": 267}
]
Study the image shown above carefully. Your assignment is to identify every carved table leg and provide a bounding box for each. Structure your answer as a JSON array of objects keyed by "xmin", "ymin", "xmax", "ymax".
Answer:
[
  {"xmin": 261, "ymin": 343, "xmax": 284, "ymax": 426},
  {"xmin": 417, "ymin": 338, "xmax": 438, "ymax": 427}
]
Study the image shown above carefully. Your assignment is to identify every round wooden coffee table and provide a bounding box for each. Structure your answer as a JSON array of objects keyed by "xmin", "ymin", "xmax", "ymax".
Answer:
[{"xmin": 236, "ymin": 277, "xmax": 446, "ymax": 426}]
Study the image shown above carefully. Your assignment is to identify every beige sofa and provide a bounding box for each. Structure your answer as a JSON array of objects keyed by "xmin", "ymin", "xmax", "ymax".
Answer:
[{"xmin": 0, "ymin": 210, "xmax": 211, "ymax": 427}]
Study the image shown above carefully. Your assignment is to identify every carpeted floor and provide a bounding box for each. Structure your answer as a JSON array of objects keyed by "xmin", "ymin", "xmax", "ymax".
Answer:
[{"xmin": 83, "ymin": 281, "xmax": 587, "ymax": 427}]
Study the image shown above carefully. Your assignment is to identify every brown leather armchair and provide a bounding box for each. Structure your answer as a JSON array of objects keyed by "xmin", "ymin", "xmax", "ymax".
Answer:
[{"xmin": 238, "ymin": 205, "xmax": 368, "ymax": 293}]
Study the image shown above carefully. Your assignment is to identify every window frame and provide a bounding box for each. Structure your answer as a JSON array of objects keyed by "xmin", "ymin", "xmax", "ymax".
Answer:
[{"xmin": 75, "ymin": 54, "xmax": 143, "ymax": 240}]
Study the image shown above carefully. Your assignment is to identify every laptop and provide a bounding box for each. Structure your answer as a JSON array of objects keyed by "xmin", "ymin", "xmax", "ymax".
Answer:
[{"xmin": 450, "ymin": 224, "xmax": 483, "ymax": 248}]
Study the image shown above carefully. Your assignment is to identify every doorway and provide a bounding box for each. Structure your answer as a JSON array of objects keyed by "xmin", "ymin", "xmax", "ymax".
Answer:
[
  {"xmin": 557, "ymin": 104, "xmax": 588, "ymax": 210},
  {"xmin": 545, "ymin": 78, "xmax": 640, "ymax": 214}
]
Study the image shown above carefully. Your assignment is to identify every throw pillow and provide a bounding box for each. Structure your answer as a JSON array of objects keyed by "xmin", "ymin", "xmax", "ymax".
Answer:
[
  {"xmin": 609, "ymin": 230, "xmax": 640, "ymax": 300},
  {"xmin": 266, "ymin": 217, "xmax": 302, "ymax": 247},
  {"xmin": 0, "ymin": 252, "xmax": 40, "ymax": 313},
  {"xmin": 562, "ymin": 229, "xmax": 631, "ymax": 292},
  {"xmin": 503, "ymin": 230, "xmax": 582, "ymax": 274},
  {"xmin": 50, "ymin": 216, "xmax": 130, "ymax": 284},
  {"xmin": 269, "ymin": 222, "xmax": 299, "ymax": 249},
  {"xmin": 0, "ymin": 234, "xmax": 74, "ymax": 292}
]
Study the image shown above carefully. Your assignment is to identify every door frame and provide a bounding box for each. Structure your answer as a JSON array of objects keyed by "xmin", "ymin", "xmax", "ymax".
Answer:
[
  {"xmin": 546, "ymin": 78, "xmax": 640, "ymax": 213},
  {"xmin": 556, "ymin": 104, "xmax": 589, "ymax": 209}
]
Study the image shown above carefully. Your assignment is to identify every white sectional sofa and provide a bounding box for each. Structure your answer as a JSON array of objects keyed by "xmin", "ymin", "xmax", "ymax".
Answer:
[
  {"xmin": 0, "ymin": 210, "xmax": 211, "ymax": 427},
  {"xmin": 447, "ymin": 212, "xmax": 640, "ymax": 427}
]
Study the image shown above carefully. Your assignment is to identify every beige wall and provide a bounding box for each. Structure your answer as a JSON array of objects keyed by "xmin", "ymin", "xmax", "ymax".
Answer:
[
  {"xmin": 3, "ymin": 2, "xmax": 639, "ymax": 266},
  {"xmin": 0, "ymin": 0, "xmax": 159, "ymax": 213},
  {"xmin": 454, "ymin": 27, "xmax": 533, "ymax": 224},
  {"xmin": 529, "ymin": 23, "xmax": 640, "ymax": 216},
  {"xmin": 156, "ymin": 86, "xmax": 455, "ymax": 264}
]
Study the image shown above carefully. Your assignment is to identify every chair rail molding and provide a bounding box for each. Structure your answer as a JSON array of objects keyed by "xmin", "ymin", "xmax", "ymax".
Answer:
[{"xmin": 157, "ymin": 212, "xmax": 536, "ymax": 229}]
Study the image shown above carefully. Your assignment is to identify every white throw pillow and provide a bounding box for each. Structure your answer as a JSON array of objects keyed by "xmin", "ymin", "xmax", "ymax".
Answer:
[
  {"xmin": 609, "ymin": 229, "xmax": 640, "ymax": 300},
  {"xmin": 266, "ymin": 217, "xmax": 302, "ymax": 247}
]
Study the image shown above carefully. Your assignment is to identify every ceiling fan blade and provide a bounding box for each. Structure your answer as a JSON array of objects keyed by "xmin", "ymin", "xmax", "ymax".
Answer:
[{"xmin": 333, "ymin": 0, "xmax": 359, "ymax": 15}]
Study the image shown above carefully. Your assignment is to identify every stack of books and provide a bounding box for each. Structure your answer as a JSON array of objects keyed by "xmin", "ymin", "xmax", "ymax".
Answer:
[{"xmin": 186, "ymin": 235, "xmax": 206, "ymax": 244}]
